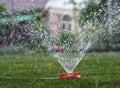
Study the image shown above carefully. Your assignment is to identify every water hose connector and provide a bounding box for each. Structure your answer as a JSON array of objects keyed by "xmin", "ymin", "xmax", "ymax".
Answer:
[{"xmin": 60, "ymin": 72, "xmax": 81, "ymax": 80}]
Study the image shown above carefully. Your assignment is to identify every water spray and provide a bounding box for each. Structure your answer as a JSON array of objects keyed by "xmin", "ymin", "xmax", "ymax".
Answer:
[{"xmin": 42, "ymin": 0, "xmax": 119, "ymax": 80}]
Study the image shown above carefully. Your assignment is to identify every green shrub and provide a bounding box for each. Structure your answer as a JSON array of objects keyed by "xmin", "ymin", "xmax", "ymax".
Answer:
[
  {"xmin": 0, "ymin": 7, "xmax": 48, "ymax": 53},
  {"xmin": 56, "ymin": 32, "xmax": 75, "ymax": 48}
]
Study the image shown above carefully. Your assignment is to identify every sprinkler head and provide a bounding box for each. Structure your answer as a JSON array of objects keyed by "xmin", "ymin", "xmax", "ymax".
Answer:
[{"xmin": 60, "ymin": 72, "xmax": 81, "ymax": 80}]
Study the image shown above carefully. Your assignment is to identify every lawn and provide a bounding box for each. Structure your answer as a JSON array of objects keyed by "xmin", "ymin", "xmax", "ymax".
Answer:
[{"xmin": 0, "ymin": 52, "xmax": 120, "ymax": 88}]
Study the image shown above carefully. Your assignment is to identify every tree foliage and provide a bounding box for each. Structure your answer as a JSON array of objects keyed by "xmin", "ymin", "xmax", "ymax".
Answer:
[{"xmin": 79, "ymin": 0, "xmax": 107, "ymax": 26}]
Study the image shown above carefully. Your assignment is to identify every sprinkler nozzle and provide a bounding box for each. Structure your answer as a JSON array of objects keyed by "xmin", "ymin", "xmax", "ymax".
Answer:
[{"xmin": 60, "ymin": 72, "xmax": 81, "ymax": 80}]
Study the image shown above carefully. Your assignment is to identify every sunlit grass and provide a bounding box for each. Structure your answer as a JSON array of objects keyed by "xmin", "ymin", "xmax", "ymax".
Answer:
[{"xmin": 0, "ymin": 52, "xmax": 120, "ymax": 88}]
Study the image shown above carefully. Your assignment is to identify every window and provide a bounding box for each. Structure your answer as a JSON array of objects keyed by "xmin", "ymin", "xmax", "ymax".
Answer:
[{"xmin": 60, "ymin": 14, "xmax": 72, "ymax": 32}]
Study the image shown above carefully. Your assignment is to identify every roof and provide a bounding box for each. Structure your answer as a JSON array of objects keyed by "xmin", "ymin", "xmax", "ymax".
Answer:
[
  {"xmin": 0, "ymin": 0, "xmax": 48, "ymax": 12},
  {"xmin": 45, "ymin": 0, "xmax": 88, "ymax": 10}
]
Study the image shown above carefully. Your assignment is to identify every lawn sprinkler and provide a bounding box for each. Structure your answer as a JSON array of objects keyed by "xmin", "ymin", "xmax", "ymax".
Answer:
[
  {"xmin": 60, "ymin": 72, "xmax": 81, "ymax": 80},
  {"xmin": 52, "ymin": 46, "xmax": 82, "ymax": 80}
]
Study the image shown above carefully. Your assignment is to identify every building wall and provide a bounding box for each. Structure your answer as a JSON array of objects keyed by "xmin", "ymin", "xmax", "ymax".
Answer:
[{"xmin": 48, "ymin": 8, "xmax": 79, "ymax": 37}]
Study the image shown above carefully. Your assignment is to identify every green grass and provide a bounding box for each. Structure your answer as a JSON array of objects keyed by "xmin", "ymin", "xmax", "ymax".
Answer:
[{"xmin": 0, "ymin": 52, "xmax": 120, "ymax": 88}]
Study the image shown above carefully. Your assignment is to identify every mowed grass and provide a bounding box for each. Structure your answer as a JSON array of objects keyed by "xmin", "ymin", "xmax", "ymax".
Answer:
[{"xmin": 0, "ymin": 52, "xmax": 120, "ymax": 88}]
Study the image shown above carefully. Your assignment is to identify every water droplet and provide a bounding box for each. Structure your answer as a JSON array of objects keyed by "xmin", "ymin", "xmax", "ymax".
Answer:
[{"xmin": 93, "ymin": 0, "xmax": 101, "ymax": 4}]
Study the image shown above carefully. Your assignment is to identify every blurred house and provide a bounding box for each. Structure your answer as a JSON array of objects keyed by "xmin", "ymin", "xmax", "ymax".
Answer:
[
  {"xmin": 45, "ymin": 0, "xmax": 87, "ymax": 36},
  {"xmin": 0, "ymin": 0, "xmax": 87, "ymax": 31}
]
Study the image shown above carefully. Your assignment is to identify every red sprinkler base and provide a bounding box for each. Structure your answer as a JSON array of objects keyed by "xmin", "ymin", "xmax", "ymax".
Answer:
[{"xmin": 60, "ymin": 72, "xmax": 81, "ymax": 80}]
